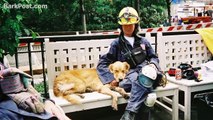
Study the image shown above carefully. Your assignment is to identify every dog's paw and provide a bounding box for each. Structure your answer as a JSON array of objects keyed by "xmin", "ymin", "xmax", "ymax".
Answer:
[
  {"xmin": 112, "ymin": 103, "xmax": 118, "ymax": 111},
  {"xmin": 111, "ymin": 97, "xmax": 118, "ymax": 111},
  {"xmin": 58, "ymin": 83, "xmax": 74, "ymax": 92}
]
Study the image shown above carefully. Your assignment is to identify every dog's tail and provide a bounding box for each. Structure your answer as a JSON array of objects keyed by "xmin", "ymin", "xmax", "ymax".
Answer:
[{"xmin": 63, "ymin": 94, "xmax": 82, "ymax": 104}]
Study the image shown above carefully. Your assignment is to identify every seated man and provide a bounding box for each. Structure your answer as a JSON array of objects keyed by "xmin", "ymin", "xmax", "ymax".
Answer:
[{"xmin": 0, "ymin": 62, "xmax": 71, "ymax": 120}]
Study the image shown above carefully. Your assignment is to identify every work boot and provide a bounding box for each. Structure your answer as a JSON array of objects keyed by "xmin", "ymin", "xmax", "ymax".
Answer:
[
  {"xmin": 135, "ymin": 106, "xmax": 151, "ymax": 120},
  {"xmin": 120, "ymin": 110, "xmax": 136, "ymax": 120}
]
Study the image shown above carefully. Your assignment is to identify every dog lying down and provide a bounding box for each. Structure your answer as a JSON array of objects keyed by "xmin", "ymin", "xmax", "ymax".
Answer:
[{"xmin": 53, "ymin": 61, "xmax": 130, "ymax": 110}]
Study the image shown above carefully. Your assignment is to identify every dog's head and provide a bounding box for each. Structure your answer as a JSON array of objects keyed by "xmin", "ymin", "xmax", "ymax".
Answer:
[{"xmin": 109, "ymin": 61, "xmax": 130, "ymax": 82}]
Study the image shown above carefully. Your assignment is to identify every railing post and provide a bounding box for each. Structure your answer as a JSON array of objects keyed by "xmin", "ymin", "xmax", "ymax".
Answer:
[{"xmin": 41, "ymin": 38, "xmax": 48, "ymax": 98}]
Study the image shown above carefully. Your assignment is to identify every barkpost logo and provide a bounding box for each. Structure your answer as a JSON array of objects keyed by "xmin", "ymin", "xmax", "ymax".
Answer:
[{"xmin": 3, "ymin": 3, "xmax": 48, "ymax": 9}]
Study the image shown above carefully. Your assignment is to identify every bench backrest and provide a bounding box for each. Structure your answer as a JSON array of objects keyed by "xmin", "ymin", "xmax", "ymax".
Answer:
[
  {"xmin": 157, "ymin": 32, "xmax": 212, "ymax": 71},
  {"xmin": 45, "ymin": 32, "xmax": 212, "ymax": 90},
  {"xmin": 45, "ymin": 34, "xmax": 154, "ymax": 90},
  {"xmin": 45, "ymin": 39, "xmax": 114, "ymax": 89}
]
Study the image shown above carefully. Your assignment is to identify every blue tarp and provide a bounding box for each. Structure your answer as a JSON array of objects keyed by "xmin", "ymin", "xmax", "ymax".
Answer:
[{"xmin": 172, "ymin": 0, "xmax": 181, "ymax": 4}]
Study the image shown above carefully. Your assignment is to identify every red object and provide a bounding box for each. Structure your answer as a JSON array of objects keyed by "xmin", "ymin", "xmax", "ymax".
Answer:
[
  {"xmin": 168, "ymin": 68, "xmax": 176, "ymax": 76},
  {"xmin": 157, "ymin": 27, "xmax": 163, "ymax": 31},
  {"xmin": 167, "ymin": 26, "xmax": 175, "ymax": 31},
  {"xmin": 147, "ymin": 28, "xmax": 153, "ymax": 32},
  {"xmin": 181, "ymin": 16, "xmax": 212, "ymax": 24}
]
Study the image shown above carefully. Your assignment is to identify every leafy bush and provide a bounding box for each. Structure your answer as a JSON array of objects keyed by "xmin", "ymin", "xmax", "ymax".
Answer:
[
  {"xmin": 0, "ymin": 0, "xmax": 169, "ymax": 57},
  {"xmin": 34, "ymin": 81, "xmax": 48, "ymax": 97},
  {"xmin": 0, "ymin": 0, "xmax": 39, "ymax": 57}
]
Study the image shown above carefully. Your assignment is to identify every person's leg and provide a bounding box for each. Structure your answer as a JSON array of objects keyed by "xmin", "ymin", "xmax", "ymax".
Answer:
[
  {"xmin": 0, "ymin": 109, "xmax": 24, "ymax": 120},
  {"xmin": 44, "ymin": 100, "xmax": 71, "ymax": 120},
  {"xmin": 119, "ymin": 71, "xmax": 151, "ymax": 120},
  {"xmin": 135, "ymin": 103, "xmax": 151, "ymax": 120},
  {"xmin": 125, "ymin": 77, "xmax": 150, "ymax": 113}
]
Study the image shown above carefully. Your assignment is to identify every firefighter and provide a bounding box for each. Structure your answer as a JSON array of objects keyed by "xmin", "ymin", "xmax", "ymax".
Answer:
[{"xmin": 97, "ymin": 7, "xmax": 161, "ymax": 120}]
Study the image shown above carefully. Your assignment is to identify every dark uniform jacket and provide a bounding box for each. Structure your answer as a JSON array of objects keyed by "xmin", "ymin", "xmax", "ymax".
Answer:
[{"xmin": 97, "ymin": 35, "xmax": 160, "ymax": 84}]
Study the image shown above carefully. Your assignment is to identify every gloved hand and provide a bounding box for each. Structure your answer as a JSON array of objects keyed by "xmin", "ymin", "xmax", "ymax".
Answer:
[{"xmin": 8, "ymin": 91, "xmax": 45, "ymax": 114}]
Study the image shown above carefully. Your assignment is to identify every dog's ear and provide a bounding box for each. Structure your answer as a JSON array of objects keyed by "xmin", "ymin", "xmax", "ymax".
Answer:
[
  {"xmin": 124, "ymin": 62, "xmax": 130, "ymax": 72},
  {"xmin": 109, "ymin": 64, "xmax": 114, "ymax": 73}
]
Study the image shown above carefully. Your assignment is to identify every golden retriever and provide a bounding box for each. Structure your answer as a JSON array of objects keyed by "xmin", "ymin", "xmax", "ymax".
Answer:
[{"xmin": 53, "ymin": 61, "xmax": 130, "ymax": 110}]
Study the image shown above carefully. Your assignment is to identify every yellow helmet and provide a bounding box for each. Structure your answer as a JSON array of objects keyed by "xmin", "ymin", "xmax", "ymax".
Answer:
[{"xmin": 118, "ymin": 7, "xmax": 140, "ymax": 25}]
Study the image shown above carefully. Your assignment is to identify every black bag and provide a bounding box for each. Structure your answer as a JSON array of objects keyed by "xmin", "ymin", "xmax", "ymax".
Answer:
[
  {"xmin": 178, "ymin": 63, "xmax": 200, "ymax": 82},
  {"xmin": 121, "ymin": 36, "xmax": 147, "ymax": 68},
  {"xmin": 131, "ymin": 47, "xmax": 147, "ymax": 65}
]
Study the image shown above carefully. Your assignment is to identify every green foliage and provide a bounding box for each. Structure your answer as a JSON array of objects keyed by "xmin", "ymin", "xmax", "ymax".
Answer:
[
  {"xmin": 0, "ymin": 0, "xmax": 169, "ymax": 57},
  {"xmin": 87, "ymin": 22, "xmax": 118, "ymax": 30},
  {"xmin": 140, "ymin": 4, "xmax": 167, "ymax": 28},
  {"xmin": 84, "ymin": 0, "xmax": 118, "ymax": 30},
  {"xmin": 0, "ymin": 0, "xmax": 40, "ymax": 57},
  {"xmin": 34, "ymin": 81, "xmax": 48, "ymax": 96},
  {"xmin": 23, "ymin": 0, "xmax": 79, "ymax": 32},
  {"xmin": 0, "ymin": 1, "xmax": 21, "ymax": 56},
  {"xmin": 20, "ymin": 0, "xmax": 169, "ymax": 32}
]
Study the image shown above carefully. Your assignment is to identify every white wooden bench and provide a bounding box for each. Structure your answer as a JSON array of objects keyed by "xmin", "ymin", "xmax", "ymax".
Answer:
[{"xmin": 44, "ymin": 36, "xmax": 179, "ymax": 120}]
